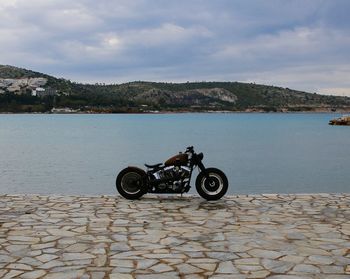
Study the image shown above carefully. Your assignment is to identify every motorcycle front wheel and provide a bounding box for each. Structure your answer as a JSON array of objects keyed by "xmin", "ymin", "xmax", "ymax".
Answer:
[
  {"xmin": 116, "ymin": 168, "xmax": 146, "ymax": 200},
  {"xmin": 196, "ymin": 168, "xmax": 228, "ymax": 201}
]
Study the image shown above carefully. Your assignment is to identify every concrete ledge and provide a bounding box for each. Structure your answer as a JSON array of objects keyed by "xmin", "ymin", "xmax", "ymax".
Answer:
[{"xmin": 0, "ymin": 194, "xmax": 349, "ymax": 278}]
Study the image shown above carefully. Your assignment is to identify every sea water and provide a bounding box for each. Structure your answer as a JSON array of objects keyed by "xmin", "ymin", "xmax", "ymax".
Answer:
[{"xmin": 0, "ymin": 113, "xmax": 349, "ymax": 195}]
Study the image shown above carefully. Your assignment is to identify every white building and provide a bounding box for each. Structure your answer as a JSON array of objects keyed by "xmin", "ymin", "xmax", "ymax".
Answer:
[{"xmin": 32, "ymin": 87, "xmax": 45, "ymax": 96}]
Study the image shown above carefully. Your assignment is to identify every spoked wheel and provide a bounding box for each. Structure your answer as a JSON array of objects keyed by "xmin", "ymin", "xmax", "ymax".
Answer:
[
  {"xmin": 116, "ymin": 168, "xmax": 147, "ymax": 200},
  {"xmin": 196, "ymin": 168, "xmax": 228, "ymax": 201}
]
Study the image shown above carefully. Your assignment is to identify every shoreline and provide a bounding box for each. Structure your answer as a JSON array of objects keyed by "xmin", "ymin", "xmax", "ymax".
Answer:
[
  {"xmin": 1, "ymin": 193, "xmax": 349, "ymax": 278},
  {"xmin": 0, "ymin": 110, "xmax": 348, "ymax": 115}
]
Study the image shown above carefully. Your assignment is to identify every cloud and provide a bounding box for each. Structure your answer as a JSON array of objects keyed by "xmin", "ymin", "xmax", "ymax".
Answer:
[
  {"xmin": 43, "ymin": 8, "xmax": 102, "ymax": 32},
  {"xmin": 123, "ymin": 23, "xmax": 212, "ymax": 47},
  {"xmin": 0, "ymin": 0, "xmax": 349, "ymax": 96},
  {"xmin": 213, "ymin": 27, "xmax": 350, "ymax": 64},
  {"xmin": 0, "ymin": 0, "xmax": 17, "ymax": 10}
]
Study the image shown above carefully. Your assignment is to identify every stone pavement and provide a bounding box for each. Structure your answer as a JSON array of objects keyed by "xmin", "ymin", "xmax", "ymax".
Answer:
[{"xmin": 0, "ymin": 194, "xmax": 350, "ymax": 279}]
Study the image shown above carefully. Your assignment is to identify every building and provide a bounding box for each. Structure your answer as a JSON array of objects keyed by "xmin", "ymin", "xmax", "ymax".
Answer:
[{"xmin": 32, "ymin": 87, "xmax": 58, "ymax": 97}]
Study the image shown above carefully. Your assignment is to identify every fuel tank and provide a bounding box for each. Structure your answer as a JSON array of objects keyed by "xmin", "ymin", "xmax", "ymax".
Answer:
[{"xmin": 164, "ymin": 153, "xmax": 188, "ymax": 166}]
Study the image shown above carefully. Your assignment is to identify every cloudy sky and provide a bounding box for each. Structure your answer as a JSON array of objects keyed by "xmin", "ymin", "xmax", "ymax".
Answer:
[{"xmin": 1, "ymin": 0, "xmax": 349, "ymax": 96}]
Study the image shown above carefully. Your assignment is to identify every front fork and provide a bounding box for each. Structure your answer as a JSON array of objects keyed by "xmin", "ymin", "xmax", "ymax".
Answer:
[
  {"xmin": 198, "ymin": 161, "xmax": 210, "ymax": 179},
  {"xmin": 186, "ymin": 160, "xmax": 208, "ymax": 194}
]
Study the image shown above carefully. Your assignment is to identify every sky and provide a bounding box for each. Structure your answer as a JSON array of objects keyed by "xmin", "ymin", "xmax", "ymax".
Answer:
[{"xmin": 0, "ymin": 0, "xmax": 350, "ymax": 96}]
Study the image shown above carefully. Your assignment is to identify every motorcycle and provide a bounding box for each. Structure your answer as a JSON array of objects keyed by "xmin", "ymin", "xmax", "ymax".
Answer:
[{"xmin": 116, "ymin": 146, "xmax": 228, "ymax": 200}]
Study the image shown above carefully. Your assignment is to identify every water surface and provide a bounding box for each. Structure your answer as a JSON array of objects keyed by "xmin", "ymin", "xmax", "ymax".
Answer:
[{"xmin": 0, "ymin": 113, "xmax": 349, "ymax": 195}]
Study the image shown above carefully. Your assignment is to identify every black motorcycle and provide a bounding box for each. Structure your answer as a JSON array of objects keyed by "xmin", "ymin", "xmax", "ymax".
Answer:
[{"xmin": 116, "ymin": 146, "xmax": 228, "ymax": 200}]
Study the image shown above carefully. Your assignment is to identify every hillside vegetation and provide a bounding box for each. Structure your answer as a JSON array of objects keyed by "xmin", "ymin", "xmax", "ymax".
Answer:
[{"xmin": 1, "ymin": 65, "xmax": 350, "ymax": 113}]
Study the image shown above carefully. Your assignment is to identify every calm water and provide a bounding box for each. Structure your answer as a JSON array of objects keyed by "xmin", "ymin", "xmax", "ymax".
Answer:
[{"xmin": 0, "ymin": 113, "xmax": 349, "ymax": 195}]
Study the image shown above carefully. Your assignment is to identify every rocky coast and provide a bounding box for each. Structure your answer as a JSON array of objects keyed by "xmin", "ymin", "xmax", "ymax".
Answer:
[{"xmin": 0, "ymin": 194, "xmax": 349, "ymax": 278}]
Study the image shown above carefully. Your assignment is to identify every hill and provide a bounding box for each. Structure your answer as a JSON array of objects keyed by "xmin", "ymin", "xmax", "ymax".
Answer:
[{"xmin": 1, "ymin": 64, "xmax": 350, "ymax": 113}]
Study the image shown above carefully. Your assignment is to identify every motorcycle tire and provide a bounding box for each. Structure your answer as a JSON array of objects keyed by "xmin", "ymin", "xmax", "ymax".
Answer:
[
  {"xmin": 116, "ymin": 168, "xmax": 147, "ymax": 200},
  {"xmin": 196, "ymin": 168, "xmax": 228, "ymax": 201}
]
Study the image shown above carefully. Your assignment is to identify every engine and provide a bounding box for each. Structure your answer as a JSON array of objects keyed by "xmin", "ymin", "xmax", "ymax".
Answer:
[
  {"xmin": 152, "ymin": 166, "xmax": 191, "ymax": 193},
  {"xmin": 155, "ymin": 166, "xmax": 190, "ymax": 180}
]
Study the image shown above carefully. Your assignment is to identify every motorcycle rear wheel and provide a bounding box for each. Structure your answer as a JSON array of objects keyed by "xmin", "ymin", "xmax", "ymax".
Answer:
[
  {"xmin": 116, "ymin": 168, "xmax": 146, "ymax": 200},
  {"xmin": 196, "ymin": 168, "xmax": 228, "ymax": 201}
]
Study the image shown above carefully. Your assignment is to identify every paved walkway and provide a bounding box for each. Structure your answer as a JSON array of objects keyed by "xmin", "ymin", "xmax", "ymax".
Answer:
[{"xmin": 0, "ymin": 194, "xmax": 349, "ymax": 278}]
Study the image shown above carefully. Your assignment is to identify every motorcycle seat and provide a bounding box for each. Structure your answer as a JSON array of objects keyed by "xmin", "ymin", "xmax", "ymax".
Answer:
[{"xmin": 144, "ymin": 163, "xmax": 162, "ymax": 169}]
